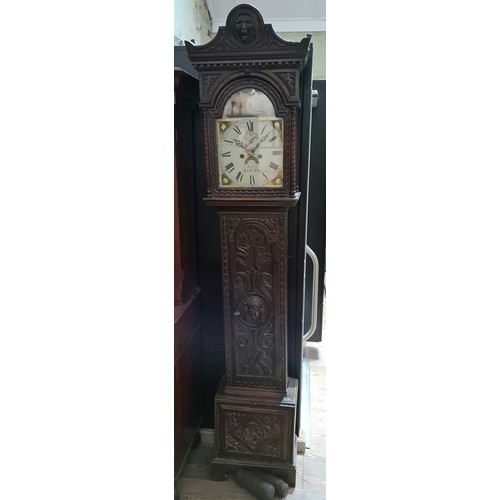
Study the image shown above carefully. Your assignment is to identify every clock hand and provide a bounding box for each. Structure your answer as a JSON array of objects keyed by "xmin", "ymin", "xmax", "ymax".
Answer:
[
  {"xmin": 250, "ymin": 131, "xmax": 272, "ymax": 153},
  {"xmin": 234, "ymin": 139, "xmax": 245, "ymax": 148},
  {"xmin": 261, "ymin": 130, "xmax": 271, "ymax": 142}
]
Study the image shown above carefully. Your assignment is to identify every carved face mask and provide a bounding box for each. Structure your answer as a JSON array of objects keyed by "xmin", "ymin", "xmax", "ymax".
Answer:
[{"xmin": 235, "ymin": 15, "xmax": 254, "ymax": 42}]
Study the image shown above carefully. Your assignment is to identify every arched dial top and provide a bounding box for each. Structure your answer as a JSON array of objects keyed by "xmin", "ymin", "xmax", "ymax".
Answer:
[{"xmin": 216, "ymin": 88, "xmax": 284, "ymax": 189}]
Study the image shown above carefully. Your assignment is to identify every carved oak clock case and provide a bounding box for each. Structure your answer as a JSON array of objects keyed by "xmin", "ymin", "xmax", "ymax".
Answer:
[{"xmin": 186, "ymin": 4, "xmax": 310, "ymax": 486}]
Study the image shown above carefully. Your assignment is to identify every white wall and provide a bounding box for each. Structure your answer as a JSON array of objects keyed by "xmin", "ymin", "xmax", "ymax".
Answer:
[
  {"xmin": 277, "ymin": 31, "xmax": 326, "ymax": 80},
  {"xmin": 174, "ymin": 0, "xmax": 212, "ymax": 45}
]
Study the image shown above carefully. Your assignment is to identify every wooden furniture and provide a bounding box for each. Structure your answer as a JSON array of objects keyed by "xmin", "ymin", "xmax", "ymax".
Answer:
[
  {"xmin": 174, "ymin": 68, "xmax": 202, "ymax": 482},
  {"xmin": 185, "ymin": 5, "xmax": 311, "ymax": 487}
]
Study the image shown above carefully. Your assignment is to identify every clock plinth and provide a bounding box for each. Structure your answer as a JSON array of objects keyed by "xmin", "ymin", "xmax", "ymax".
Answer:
[{"xmin": 211, "ymin": 376, "xmax": 298, "ymax": 487}]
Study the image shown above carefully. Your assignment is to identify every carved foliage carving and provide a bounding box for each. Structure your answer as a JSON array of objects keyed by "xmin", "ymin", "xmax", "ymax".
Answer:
[
  {"xmin": 225, "ymin": 411, "xmax": 282, "ymax": 457},
  {"xmin": 201, "ymin": 74, "xmax": 219, "ymax": 99},
  {"xmin": 221, "ymin": 213, "xmax": 287, "ymax": 389},
  {"xmin": 276, "ymin": 71, "xmax": 296, "ymax": 95},
  {"xmin": 232, "ymin": 220, "xmax": 275, "ymax": 378}
]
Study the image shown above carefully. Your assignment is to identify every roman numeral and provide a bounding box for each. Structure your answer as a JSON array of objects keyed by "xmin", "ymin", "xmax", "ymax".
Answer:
[
  {"xmin": 233, "ymin": 125, "xmax": 241, "ymax": 135},
  {"xmin": 269, "ymin": 162, "xmax": 279, "ymax": 171},
  {"xmin": 249, "ymin": 175, "xmax": 256, "ymax": 185},
  {"xmin": 247, "ymin": 121, "xmax": 253, "ymax": 131},
  {"xmin": 235, "ymin": 171, "xmax": 243, "ymax": 182},
  {"xmin": 269, "ymin": 135, "xmax": 277, "ymax": 142},
  {"xmin": 224, "ymin": 139, "xmax": 233, "ymax": 144},
  {"xmin": 221, "ymin": 151, "xmax": 231, "ymax": 157},
  {"xmin": 272, "ymin": 150, "xmax": 282, "ymax": 155},
  {"xmin": 224, "ymin": 162, "xmax": 235, "ymax": 173},
  {"xmin": 262, "ymin": 173, "xmax": 269, "ymax": 181}
]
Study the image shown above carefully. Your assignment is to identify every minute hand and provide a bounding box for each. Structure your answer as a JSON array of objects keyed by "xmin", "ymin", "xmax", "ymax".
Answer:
[{"xmin": 251, "ymin": 131, "xmax": 272, "ymax": 152}]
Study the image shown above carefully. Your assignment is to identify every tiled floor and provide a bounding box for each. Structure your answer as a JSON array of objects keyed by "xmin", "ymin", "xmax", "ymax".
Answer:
[{"xmin": 176, "ymin": 311, "xmax": 327, "ymax": 499}]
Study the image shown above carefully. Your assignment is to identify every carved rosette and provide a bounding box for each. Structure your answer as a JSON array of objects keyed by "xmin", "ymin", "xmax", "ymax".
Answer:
[{"xmin": 225, "ymin": 411, "xmax": 282, "ymax": 457}]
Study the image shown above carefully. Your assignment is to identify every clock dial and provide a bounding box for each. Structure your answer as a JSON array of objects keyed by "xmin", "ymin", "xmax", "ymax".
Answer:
[{"xmin": 217, "ymin": 117, "xmax": 283, "ymax": 188}]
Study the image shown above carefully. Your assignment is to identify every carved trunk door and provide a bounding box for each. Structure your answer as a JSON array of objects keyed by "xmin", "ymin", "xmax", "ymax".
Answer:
[{"xmin": 220, "ymin": 212, "xmax": 288, "ymax": 391}]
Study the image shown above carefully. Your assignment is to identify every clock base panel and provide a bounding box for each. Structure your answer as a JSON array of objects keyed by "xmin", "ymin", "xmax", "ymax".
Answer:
[{"xmin": 211, "ymin": 376, "xmax": 298, "ymax": 487}]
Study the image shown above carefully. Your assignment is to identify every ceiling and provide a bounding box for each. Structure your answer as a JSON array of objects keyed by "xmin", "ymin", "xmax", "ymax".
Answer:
[{"xmin": 206, "ymin": 0, "xmax": 326, "ymax": 32}]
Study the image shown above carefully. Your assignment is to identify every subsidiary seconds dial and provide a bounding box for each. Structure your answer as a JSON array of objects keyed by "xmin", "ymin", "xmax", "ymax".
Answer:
[{"xmin": 217, "ymin": 117, "xmax": 284, "ymax": 188}]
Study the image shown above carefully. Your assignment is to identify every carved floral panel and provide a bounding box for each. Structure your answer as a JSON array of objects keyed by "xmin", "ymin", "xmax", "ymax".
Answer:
[
  {"xmin": 232, "ymin": 219, "xmax": 275, "ymax": 379},
  {"xmin": 224, "ymin": 411, "xmax": 282, "ymax": 457},
  {"xmin": 221, "ymin": 213, "xmax": 287, "ymax": 389}
]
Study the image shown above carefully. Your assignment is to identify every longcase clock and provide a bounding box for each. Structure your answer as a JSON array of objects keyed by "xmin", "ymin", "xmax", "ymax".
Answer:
[{"xmin": 186, "ymin": 4, "xmax": 311, "ymax": 486}]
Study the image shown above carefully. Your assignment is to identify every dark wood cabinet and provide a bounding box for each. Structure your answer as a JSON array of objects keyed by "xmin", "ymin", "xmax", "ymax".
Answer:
[
  {"xmin": 184, "ymin": 5, "xmax": 311, "ymax": 486},
  {"xmin": 174, "ymin": 68, "xmax": 202, "ymax": 481},
  {"xmin": 173, "ymin": 44, "xmax": 314, "ymax": 438}
]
